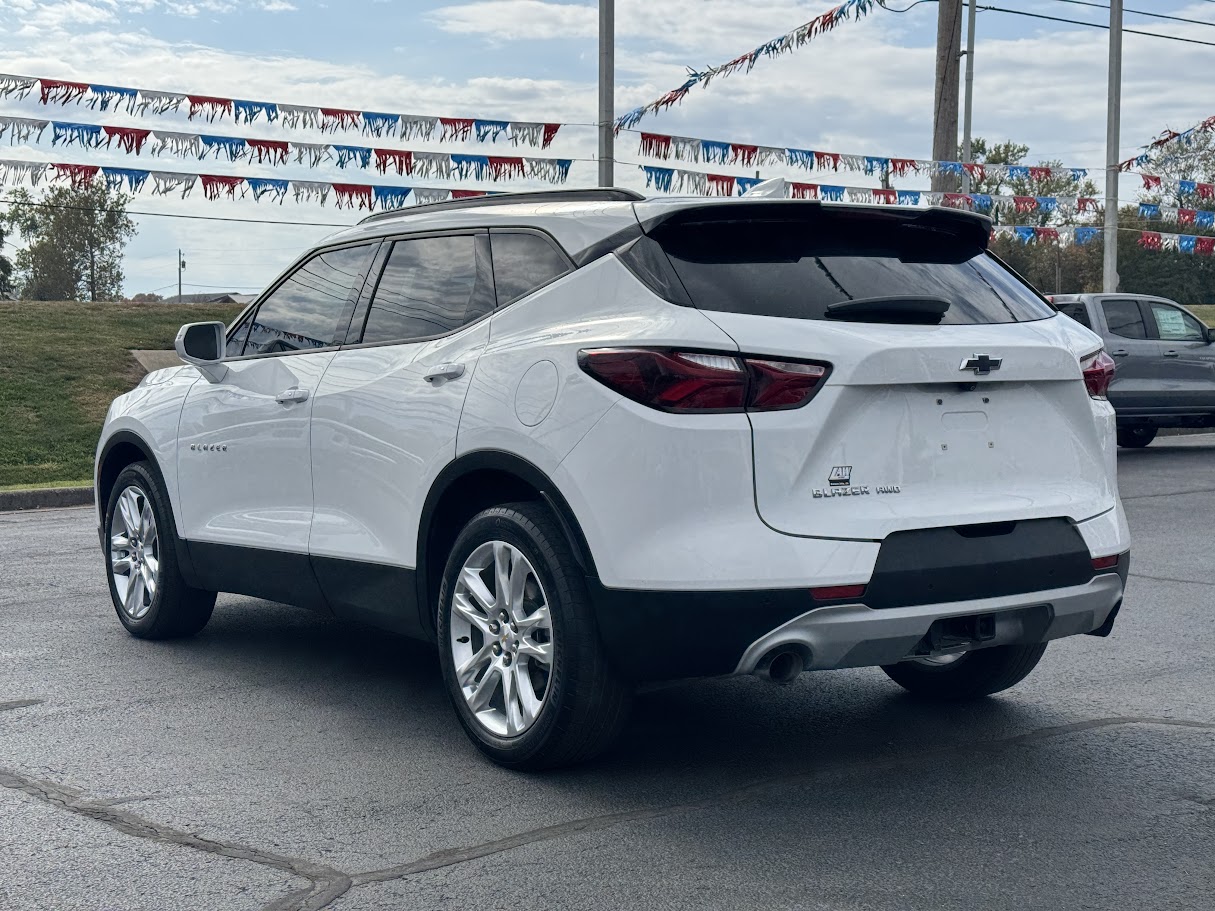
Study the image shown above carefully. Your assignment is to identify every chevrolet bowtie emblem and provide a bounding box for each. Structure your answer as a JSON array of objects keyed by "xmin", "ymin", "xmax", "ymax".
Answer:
[{"xmin": 960, "ymin": 354, "xmax": 1002, "ymax": 376}]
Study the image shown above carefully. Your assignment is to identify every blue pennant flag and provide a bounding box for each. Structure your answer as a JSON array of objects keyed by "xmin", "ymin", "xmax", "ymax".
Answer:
[
  {"xmin": 1014, "ymin": 225, "xmax": 1036, "ymax": 244},
  {"xmin": 88, "ymin": 85, "xmax": 138, "ymax": 112},
  {"xmin": 1007, "ymin": 165, "xmax": 1030, "ymax": 181},
  {"xmin": 786, "ymin": 148, "xmax": 815, "ymax": 169},
  {"xmin": 863, "ymin": 156, "xmax": 889, "ymax": 175},
  {"xmin": 820, "ymin": 185, "xmax": 845, "ymax": 202},
  {"xmin": 1139, "ymin": 203, "xmax": 1161, "ymax": 218},
  {"xmin": 1036, "ymin": 197, "xmax": 1057, "ymax": 214},
  {"xmin": 474, "ymin": 119, "xmax": 509, "ymax": 142},
  {"xmin": 101, "ymin": 167, "xmax": 149, "ymax": 193},
  {"xmin": 1074, "ymin": 227, "xmax": 1101, "ymax": 246},
  {"xmin": 896, "ymin": 190, "xmax": 921, "ymax": 206},
  {"xmin": 938, "ymin": 161, "xmax": 964, "ymax": 176},
  {"xmin": 247, "ymin": 177, "xmax": 289, "ymax": 203},
  {"xmin": 701, "ymin": 140, "xmax": 730, "ymax": 164},
  {"xmin": 735, "ymin": 176, "xmax": 762, "ymax": 195},
  {"xmin": 373, "ymin": 185, "xmax": 412, "ymax": 210},
  {"xmin": 1196, "ymin": 211, "xmax": 1215, "ymax": 229},
  {"xmin": 452, "ymin": 154, "xmax": 490, "ymax": 179},
  {"xmin": 1180, "ymin": 235, "xmax": 1198, "ymax": 254},
  {"xmin": 362, "ymin": 112, "xmax": 400, "ymax": 137},
  {"xmin": 642, "ymin": 166, "xmax": 674, "ymax": 193},
  {"xmin": 1179, "ymin": 180, "xmax": 1197, "ymax": 196},
  {"xmin": 970, "ymin": 194, "xmax": 993, "ymax": 211},
  {"xmin": 200, "ymin": 135, "xmax": 248, "ymax": 161},
  {"xmin": 234, "ymin": 100, "xmax": 278, "ymax": 124},
  {"xmin": 51, "ymin": 122, "xmax": 103, "ymax": 148},
  {"xmin": 1069, "ymin": 169, "xmax": 1088, "ymax": 182},
  {"xmin": 334, "ymin": 145, "xmax": 373, "ymax": 169}
]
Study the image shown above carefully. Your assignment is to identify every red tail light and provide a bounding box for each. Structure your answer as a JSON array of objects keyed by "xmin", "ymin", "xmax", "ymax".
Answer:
[
  {"xmin": 810, "ymin": 584, "xmax": 866, "ymax": 601},
  {"xmin": 1091, "ymin": 554, "xmax": 1120, "ymax": 571},
  {"xmin": 578, "ymin": 349, "xmax": 829, "ymax": 413},
  {"xmin": 1081, "ymin": 349, "xmax": 1115, "ymax": 399}
]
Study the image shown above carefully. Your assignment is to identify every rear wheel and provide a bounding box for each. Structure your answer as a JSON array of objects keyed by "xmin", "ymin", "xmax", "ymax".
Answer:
[
  {"xmin": 104, "ymin": 462, "xmax": 215, "ymax": 640},
  {"xmin": 881, "ymin": 643, "xmax": 1047, "ymax": 699},
  {"xmin": 1117, "ymin": 427, "xmax": 1157, "ymax": 448},
  {"xmin": 437, "ymin": 502, "xmax": 631, "ymax": 770}
]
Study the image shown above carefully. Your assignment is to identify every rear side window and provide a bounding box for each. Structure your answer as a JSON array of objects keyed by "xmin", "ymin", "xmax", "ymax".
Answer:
[
  {"xmin": 1055, "ymin": 302, "xmax": 1091, "ymax": 328},
  {"xmin": 1148, "ymin": 301, "xmax": 1205, "ymax": 341},
  {"xmin": 1102, "ymin": 300, "xmax": 1148, "ymax": 339},
  {"xmin": 360, "ymin": 235, "xmax": 493, "ymax": 344},
  {"xmin": 638, "ymin": 216, "xmax": 1054, "ymax": 325},
  {"xmin": 243, "ymin": 245, "xmax": 372, "ymax": 355},
  {"xmin": 490, "ymin": 232, "xmax": 571, "ymax": 305}
]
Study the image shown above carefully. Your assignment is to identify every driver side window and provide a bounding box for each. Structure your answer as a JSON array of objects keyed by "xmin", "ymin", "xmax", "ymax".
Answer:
[{"xmin": 241, "ymin": 245, "xmax": 373, "ymax": 356}]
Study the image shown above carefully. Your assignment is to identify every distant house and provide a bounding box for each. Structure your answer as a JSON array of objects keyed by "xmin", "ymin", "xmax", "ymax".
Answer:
[{"xmin": 162, "ymin": 292, "xmax": 256, "ymax": 305}]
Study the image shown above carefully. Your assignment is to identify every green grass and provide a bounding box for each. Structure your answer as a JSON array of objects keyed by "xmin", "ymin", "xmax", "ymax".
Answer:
[
  {"xmin": 0, "ymin": 302, "xmax": 241, "ymax": 489},
  {"xmin": 1190, "ymin": 305, "xmax": 1215, "ymax": 327}
]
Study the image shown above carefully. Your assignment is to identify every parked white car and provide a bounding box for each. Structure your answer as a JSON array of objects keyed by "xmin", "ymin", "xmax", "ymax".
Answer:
[{"xmin": 96, "ymin": 189, "xmax": 1130, "ymax": 769}]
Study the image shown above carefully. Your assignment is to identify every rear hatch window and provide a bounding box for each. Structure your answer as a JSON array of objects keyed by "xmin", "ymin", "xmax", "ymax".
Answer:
[{"xmin": 625, "ymin": 207, "xmax": 1054, "ymax": 326}]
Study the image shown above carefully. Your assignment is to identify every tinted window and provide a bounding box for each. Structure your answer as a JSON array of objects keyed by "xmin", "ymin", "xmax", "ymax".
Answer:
[
  {"xmin": 1055, "ymin": 302, "xmax": 1091, "ymax": 328},
  {"xmin": 491, "ymin": 232, "xmax": 570, "ymax": 305},
  {"xmin": 1149, "ymin": 302, "xmax": 1206, "ymax": 341},
  {"xmin": 244, "ymin": 245, "xmax": 370, "ymax": 355},
  {"xmin": 649, "ymin": 217, "xmax": 1054, "ymax": 325},
  {"xmin": 361, "ymin": 235, "xmax": 491, "ymax": 344},
  {"xmin": 225, "ymin": 314, "xmax": 253, "ymax": 357},
  {"xmin": 1103, "ymin": 300, "xmax": 1147, "ymax": 339}
]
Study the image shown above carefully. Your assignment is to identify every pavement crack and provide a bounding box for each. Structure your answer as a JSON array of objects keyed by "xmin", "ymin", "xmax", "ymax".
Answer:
[
  {"xmin": 0, "ymin": 699, "xmax": 44, "ymax": 712},
  {"xmin": 1121, "ymin": 486, "xmax": 1215, "ymax": 501},
  {"xmin": 1129, "ymin": 571, "xmax": 1215, "ymax": 588},
  {"xmin": 0, "ymin": 766, "xmax": 352, "ymax": 910},
  {"xmin": 349, "ymin": 715, "xmax": 1215, "ymax": 889}
]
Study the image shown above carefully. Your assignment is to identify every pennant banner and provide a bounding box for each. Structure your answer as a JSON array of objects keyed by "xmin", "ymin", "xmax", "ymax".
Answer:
[
  {"xmin": 615, "ymin": 0, "xmax": 878, "ymax": 130},
  {"xmin": 9, "ymin": 116, "xmax": 574, "ymax": 185},
  {"xmin": 0, "ymin": 157, "xmax": 495, "ymax": 212},
  {"xmin": 0, "ymin": 72, "xmax": 563, "ymax": 149}
]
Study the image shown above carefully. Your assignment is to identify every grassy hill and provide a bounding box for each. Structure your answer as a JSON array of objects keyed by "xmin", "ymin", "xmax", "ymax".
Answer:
[{"xmin": 1, "ymin": 301, "xmax": 241, "ymax": 489}]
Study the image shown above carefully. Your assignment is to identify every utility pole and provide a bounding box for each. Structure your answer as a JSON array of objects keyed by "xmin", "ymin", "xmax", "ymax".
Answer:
[
  {"xmin": 1103, "ymin": 0, "xmax": 1123, "ymax": 293},
  {"xmin": 598, "ymin": 0, "xmax": 614, "ymax": 187},
  {"xmin": 931, "ymin": 0, "xmax": 964, "ymax": 193},
  {"xmin": 961, "ymin": 0, "xmax": 978, "ymax": 194},
  {"xmin": 177, "ymin": 249, "xmax": 185, "ymax": 301}
]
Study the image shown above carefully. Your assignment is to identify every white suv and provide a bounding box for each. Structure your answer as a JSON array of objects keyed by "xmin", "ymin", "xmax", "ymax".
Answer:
[{"xmin": 96, "ymin": 189, "xmax": 1130, "ymax": 769}]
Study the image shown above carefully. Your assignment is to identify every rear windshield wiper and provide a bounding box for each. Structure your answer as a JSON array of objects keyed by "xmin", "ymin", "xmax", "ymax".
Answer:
[{"xmin": 824, "ymin": 295, "xmax": 951, "ymax": 325}]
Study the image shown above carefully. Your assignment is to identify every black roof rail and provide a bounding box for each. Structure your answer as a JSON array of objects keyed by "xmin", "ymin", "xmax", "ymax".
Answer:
[{"xmin": 358, "ymin": 187, "xmax": 646, "ymax": 225}]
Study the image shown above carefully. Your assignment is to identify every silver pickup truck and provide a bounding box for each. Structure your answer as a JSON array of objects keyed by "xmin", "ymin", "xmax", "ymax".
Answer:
[{"xmin": 1050, "ymin": 294, "xmax": 1215, "ymax": 447}]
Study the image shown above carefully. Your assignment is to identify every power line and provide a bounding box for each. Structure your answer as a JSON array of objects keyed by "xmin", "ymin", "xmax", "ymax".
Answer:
[
  {"xmin": 1051, "ymin": 0, "xmax": 1215, "ymax": 29},
  {"xmin": 977, "ymin": 4, "xmax": 1215, "ymax": 47}
]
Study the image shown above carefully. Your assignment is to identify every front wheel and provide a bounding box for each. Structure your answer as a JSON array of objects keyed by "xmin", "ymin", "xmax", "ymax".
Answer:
[
  {"xmin": 436, "ymin": 502, "xmax": 631, "ymax": 770},
  {"xmin": 1117, "ymin": 427, "xmax": 1157, "ymax": 448},
  {"xmin": 881, "ymin": 643, "xmax": 1047, "ymax": 700}
]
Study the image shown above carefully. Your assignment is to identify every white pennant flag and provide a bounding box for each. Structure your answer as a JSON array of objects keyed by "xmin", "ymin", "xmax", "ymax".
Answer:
[
  {"xmin": 412, "ymin": 152, "xmax": 452, "ymax": 179},
  {"xmin": 400, "ymin": 115, "xmax": 438, "ymax": 142},
  {"xmin": 672, "ymin": 137, "xmax": 701, "ymax": 163},
  {"xmin": 150, "ymin": 171, "xmax": 198, "ymax": 198},
  {"xmin": 279, "ymin": 104, "xmax": 320, "ymax": 130},
  {"xmin": 136, "ymin": 91, "xmax": 186, "ymax": 116},
  {"xmin": 291, "ymin": 180, "xmax": 331, "ymax": 206},
  {"xmin": 411, "ymin": 188, "xmax": 450, "ymax": 206},
  {"xmin": 0, "ymin": 158, "xmax": 48, "ymax": 186},
  {"xmin": 294, "ymin": 142, "xmax": 333, "ymax": 168},
  {"xmin": 0, "ymin": 116, "xmax": 49, "ymax": 144},
  {"xmin": 152, "ymin": 131, "xmax": 203, "ymax": 158},
  {"xmin": 0, "ymin": 74, "xmax": 36, "ymax": 99}
]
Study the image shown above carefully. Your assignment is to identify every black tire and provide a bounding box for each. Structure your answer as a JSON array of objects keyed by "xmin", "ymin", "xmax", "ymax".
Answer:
[
  {"xmin": 880, "ymin": 643, "xmax": 1047, "ymax": 700},
  {"xmin": 1117, "ymin": 427, "xmax": 1157, "ymax": 448},
  {"xmin": 103, "ymin": 462, "xmax": 216, "ymax": 640},
  {"xmin": 436, "ymin": 502, "xmax": 632, "ymax": 770}
]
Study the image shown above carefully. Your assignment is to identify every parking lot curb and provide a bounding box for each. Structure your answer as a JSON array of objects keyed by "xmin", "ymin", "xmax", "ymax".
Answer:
[{"xmin": 0, "ymin": 487, "xmax": 94, "ymax": 512}]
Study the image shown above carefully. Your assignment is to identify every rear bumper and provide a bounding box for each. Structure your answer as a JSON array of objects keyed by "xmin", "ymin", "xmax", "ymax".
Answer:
[{"xmin": 590, "ymin": 556, "xmax": 1128, "ymax": 682}]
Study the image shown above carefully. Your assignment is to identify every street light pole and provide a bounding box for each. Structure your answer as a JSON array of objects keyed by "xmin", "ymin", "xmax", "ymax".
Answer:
[
  {"xmin": 961, "ymin": 0, "xmax": 977, "ymax": 194},
  {"xmin": 598, "ymin": 0, "xmax": 615, "ymax": 187},
  {"xmin": 1103, "ymin": 0, "xmax": 1123, "ymax": 293}
]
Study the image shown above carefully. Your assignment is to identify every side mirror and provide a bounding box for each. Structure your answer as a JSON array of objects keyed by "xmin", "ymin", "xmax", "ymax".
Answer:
[{"xmin": 174, "ymin": 321, "xmax": 228, "ymax": 383}]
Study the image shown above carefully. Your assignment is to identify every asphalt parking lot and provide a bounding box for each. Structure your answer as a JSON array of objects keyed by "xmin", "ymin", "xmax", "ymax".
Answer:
[{"xmin": 2, "ymin": 436, "xmax": 1213, "ymax": 911}]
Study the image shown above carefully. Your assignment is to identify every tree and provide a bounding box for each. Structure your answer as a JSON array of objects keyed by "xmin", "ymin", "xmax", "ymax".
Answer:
[
  {"xmin": 0, "ymin": 221, "xmax": 12, "ymax": 296},
  {"xmin": 128, "ymin": 292, "xmax": 164, "ymax": 303},
  {"xmin": 1138, "ymin": 132, "xmax": 1215, "ymax": 210},
  {"xmin": 3, "ymin": 181, "xmax": 136, "ymax": 301},
  {"xmin": 967, "ymin": 138, "xmax": 1101, "ymax": 227}
]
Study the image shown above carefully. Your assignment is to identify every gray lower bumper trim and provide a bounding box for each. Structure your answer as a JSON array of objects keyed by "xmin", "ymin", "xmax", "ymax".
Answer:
[{"xmin": 734, "ymin": 574, "xmax": 1124, "ymax": 675}]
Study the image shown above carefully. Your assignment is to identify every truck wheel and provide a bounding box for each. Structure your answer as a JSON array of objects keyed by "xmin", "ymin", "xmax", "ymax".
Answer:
[
  {"xmin": 437, "ymin": 502, "xmax": 632, "ymax": 770},
  {"xmin": 1117, "ymin": 427, "xmax": 1157, "ymax": 448},
  {"xmin": 104, "ymin": 462, "xmax": 216, "ymax": 639},
  {"xmin": 881, "ymin": 643, "xmax": 1047, "ymax": 699}
]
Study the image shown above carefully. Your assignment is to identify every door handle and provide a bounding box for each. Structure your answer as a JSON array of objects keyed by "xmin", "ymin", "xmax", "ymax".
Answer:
[
  {"xmin": 274, "ymin": 387, "xmax": 310, "ymax": 404},
  {"xmin": 423, "ymin": 363, "xmax": 466, "ymax": 383},
  {"xmin": 1111, "ymin": 349, "xmax": 1129, "ymax": 357},
  {"xmin": 1163, "ymin": 350, "xmax": 1180, "ymax": 358}
]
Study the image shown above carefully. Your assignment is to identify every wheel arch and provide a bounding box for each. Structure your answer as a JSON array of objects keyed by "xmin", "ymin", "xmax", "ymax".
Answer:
[{"xmin": 415, "ymin": 450, "xmax": 597, "ymax": 640}]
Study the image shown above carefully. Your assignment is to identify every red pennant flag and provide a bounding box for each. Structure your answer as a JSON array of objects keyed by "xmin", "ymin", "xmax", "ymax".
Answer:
[
  {"xmin": 451, "ymin": 189, "xmax": 487, "ymax": 199},
  {"xmin": 1141, "ymin": 174, "xmax": 1163, "ymax": 191},
  {"xmin": 1035, "ymin": 227, "xmax": 1059, "ymax": 242},
  {"xmin": 320, "ymin": 108, "xmax": 361, "ymax": 133},
  {"xmin": 541, "ymin": 124, "xmax": 560, "ymax": 148},
  {"xmin": 962, "ymin": 163, "xmax": 985, "ymax": 182},
  {"xmin": 187, "ymin": 95, "xmax": 233, "ymax": 121},
  {"xmin": 731, "ymin": 144, "xmax": 758, "ymax": 167},
  {"xmin": 706, "ymin": 174, "xmax": 736, "ymax": 196},
  {"xmin": 1013, "ymin": 196, "xmax": 1037, "ymax": 213},
  {"xmin": 103, "ymin": 126, "xmax": 151, "ymax": 154},
  {"xmin": 332, "ymin": 183, "xmax": 374, "ymax": 209},
  {"xmin": 1178, "ymin": 209, "xmax": 1197, "ymax": 225},
  {"xmin": 440, "ymin": 118, "xmax": 475, "ymax": 142},
  {"xmin": 488, "ymin": 156, "xmax": 525, "ymax": 180},
  {"xmin": 889, "ymin": 159, "xmax": 917, "ymax": 177},
  {"xmin": 944, "ymin": 193, "xmax": 973, "ymax": 209},
  {"xmin": 1196, "ymin": 237, "xmax": 1215, "ymax": 256},
  {"xmin": 1028, "ymin": 166, "xmax": 1052, "ymax": 182},
  {"xmin": 814, "ymin": 151, "xmax": 840, "ymax": 171},
  {"xmin": 52, "ymin": 163, "xmax": 98, "ymax": 187},
  {"xmin": 1138, "ymin": 231, "xmax": 1163, "ymax": 251},
  {"xmin": 39, "ymin": 79, "xmax": 89, "ymax": 105},
  {"xmin": 1195, "ymin": 183, "xmax": 1215, "ymax": 200},
  {"xmin": 872, "ymin": 188, "xmax": 897, "ymax": 205},
  {"xmin": 790, "ymin": 182, "xmax": 818, "ymax": 199},
  {"xmin": 1078, "ymin": 197, "xmax": 1099, "ymax": 212},
  {"xmin": 639, "ymin": 133, "xmax": 672, "ymax": 159},
  {"xmin": 374, "ymin": 149, "xmax": 413, "ymax": 175},
  {"xmin": 200, "ymin": 174, "xmax": 243, "ymax": 200},
  {"xmin": 247, "ymin": 139, "xmax": 289, "ymax": 165}
]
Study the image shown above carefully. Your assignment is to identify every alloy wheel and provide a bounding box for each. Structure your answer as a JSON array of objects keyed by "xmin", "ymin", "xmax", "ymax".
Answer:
[
  {"xmin": 449, "ymin": 541, "xmax": 554, "ymax": 737},
  {"xmin": 110, "ymin": 486, "xmax": 159, "ymax": 621}
]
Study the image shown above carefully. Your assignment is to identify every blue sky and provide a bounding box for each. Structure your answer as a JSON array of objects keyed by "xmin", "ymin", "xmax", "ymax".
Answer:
[{"xmin": 0, "ymin": 0, "xmax": 1212, "ymax": 297}]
